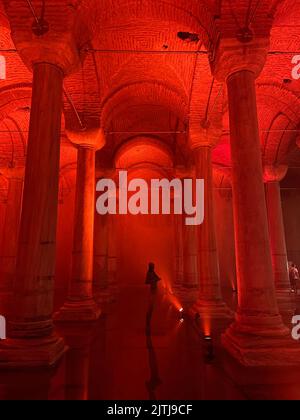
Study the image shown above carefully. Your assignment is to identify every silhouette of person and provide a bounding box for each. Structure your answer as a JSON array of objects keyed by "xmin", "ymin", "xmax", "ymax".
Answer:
[
  {"xmin": 289, "ymin": 262, "xmax": 300, "ymax": 294},
  {"xmin": 145, "ymin": 263, "xmax": 161, "ymax": 293},
  {"xmin": 145, "ymin": 298, "xmax": 162, "ymax": 400}
]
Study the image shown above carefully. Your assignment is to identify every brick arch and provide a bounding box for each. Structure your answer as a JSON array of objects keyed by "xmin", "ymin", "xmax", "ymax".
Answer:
[
  {"xmin": 222, "ymin": 82, "xmax": 300, "ymax": 122},
  {"xmin": 0, "ymin": 86, "xmax": 73, "ymax": 169},
  {"xmin": 220, "ymin": 82, "xmax": 300, "ymax": 168},
  {"xmin": 107, "ymin": 54, "xmax": 189, "ymax": 100},
  {"xmin": 114, "ymin": 136, "xmax": 174, "ymax": 170},
  {"xmin": 0, "ymin": 86, "xmax": 31, "ymax": 168},
  {"xmin": 256, "ymin": 84, "xmax": 300, "ymax": 164},
  {"xmin": 0, "ymin": 114, "xmax": 28, "ymax": 168},
  {"xmin": 101, "ymin": 81, "xmax": 188, "ymax": 131},
  {"xmin": 261, "ymin": 112, "xmax": 294, "ymax": 165},
  {"xmin": 126, "ymin": 163, "xmax": 173, "ymax": 182},
  {"xmin": 0, "ymin": 84, "xmax": 32, "ymax": 121},
  {"xmin": 257, "ymin": 84, "xmax": 300, "ymax": 123},
  {"xmin": 0, "ymin": 84, "xmax": 69, "ymax": 132},
  {"xmin": 88, "ymin": 0, "xmax": 217, "ymax": 48}
]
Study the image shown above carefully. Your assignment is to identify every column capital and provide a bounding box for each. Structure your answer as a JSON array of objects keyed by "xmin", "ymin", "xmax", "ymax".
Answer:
[
  {"xmin": 189, "ymin": 126, "xmax": 222, "ymax": 150},
  {"xmin": 0, "ymin": 166, "xmax": 24, "ymax": 180},
  {"xmin": 210, "ymin": 37, "xmax": 269, "ymax": 82},
  {"xmin": 213, "ymin": 167, "xmax": 232, "ymax": 199},
  {"xmin": 3, "ymin": 1, "xmax": 85, "ymax": 75},
  {"xmin": 13, "ymin": 36, "xmax": 80, "ymax": 76},
  {"xmin": 66, "ymin": 128, "xmax": 106, "ymax": 151},
  {"xmin": 263, "ymin": 165, "xmax": 288, "ymax": 183}
]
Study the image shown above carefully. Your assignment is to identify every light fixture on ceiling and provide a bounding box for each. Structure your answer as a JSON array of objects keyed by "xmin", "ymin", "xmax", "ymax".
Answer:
[
  {"xmin": 25, "ymin": 0, "xmax": 49, "ymax": 36},
  {"xmin": 177, "ymin": 32, "xmax": 200, "ymax": 44}
]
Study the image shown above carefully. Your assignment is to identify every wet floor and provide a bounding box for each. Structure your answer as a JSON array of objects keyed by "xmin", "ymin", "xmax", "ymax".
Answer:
[
  {"xmin": 1, "ymin": 286, "xmax": 300, "ymax": 400},
  {"xmin": 85, "ymin": 286, "xmax": 245, "ymax": 400}
]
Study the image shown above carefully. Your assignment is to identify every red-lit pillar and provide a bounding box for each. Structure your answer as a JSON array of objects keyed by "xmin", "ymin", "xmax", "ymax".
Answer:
[
  {"xmin": 107, "ymin": 214, "xmax": 118, "ymax": 297},
  {"xmin": 0, "ymin": 62, "xmax": 68, "ymax": 367},
  {"xmin": 264, "ymin": 165, "xmax": 294, "ymax": 313},
  {"xmin": 264, "ymin": 166, "xmax": 290, "ymax": 291},
  {"xmin": 173, "ymin": 214, "xmax": 184, "ymax": 289},
  {"xmin": 212, "ymin": 40, "xmax": 300, "ymax": 365},
  {"xmin": 0, "ymin": 2, "xmax": 84, "ymax": 367},
  {"xmin": 190, "ymin": 142, "xmax": 232, "ymax": 319},
  {"xmin": 93, "ymin": 211, "xmax": 109, "ymax": 303},
  {"xmin": 214, "ymin": 168, "xmax": 237, "ymax": 292},
  {"xmin": 0, "ymin": 167, "xmax": 23, "ymax": 293},
  {"xmin": 55, "ymin": 129, "xmax": 105, "ymax": 321},
  {"xmin": 183, "ymin": 224, "xmax": 198, "ymax": 290}
]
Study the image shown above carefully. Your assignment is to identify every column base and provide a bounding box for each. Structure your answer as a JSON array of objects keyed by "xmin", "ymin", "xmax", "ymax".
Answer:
[
  {"xmin": 276, "ymin": 290, "xmax": 296, "ymax": 315},
  {"xmin": 94, "ymin": 289, "xmax": 116, "ymax": 304},
  {"xmin": 222, "ymin": 320, "xmax": 300, "ymax": 367},
  {"xmin": 177, "ymin": 286, "xmax": 199, "ymax": 305},
  {"xmin": 0, "ymin": 334, "xmax": 66, "ymax": 369},
  {"xmin": 191, "ymin": 299, "xmax": 234, "ymax": 319},
  {"xmin": 54, "ymin": 299, "xmax": 101, "ymax": 322}
]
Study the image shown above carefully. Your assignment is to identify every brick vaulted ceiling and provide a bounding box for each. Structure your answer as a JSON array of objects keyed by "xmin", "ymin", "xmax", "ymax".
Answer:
[{"xmin": 0, "ymin": 0, "xmax": 299, "ymax": 199}]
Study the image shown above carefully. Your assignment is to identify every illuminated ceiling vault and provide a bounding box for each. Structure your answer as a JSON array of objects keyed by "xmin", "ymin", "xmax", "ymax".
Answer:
[{"xmin": 0, "ymin": 0, "xmax": 299, "ymax": 199}]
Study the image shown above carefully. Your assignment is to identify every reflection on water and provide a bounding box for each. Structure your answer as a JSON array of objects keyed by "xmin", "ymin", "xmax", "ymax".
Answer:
[
  {"xmin": 0, "ymin": 369, "xmax": 59, "ymax": 400},
  {"xmin": 1, "ymin": 288, "xmax": 300, "ymax": 400},
  {"xmin": 145, "ymin": 292, "xmax": 162, "ymax": 400},
  {"xmin": 58, "ymin": 323, "xmax": 94, "ymax": 401}
]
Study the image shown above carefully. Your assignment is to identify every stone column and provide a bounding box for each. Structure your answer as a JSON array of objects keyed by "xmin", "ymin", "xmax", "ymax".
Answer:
[
  {"xmin": 173, "ymin": 214, "xmax": 184, "ymax": 289},
  {"xmin": 264, "ymin": 165, "xmax": 294, "ymax": 313},
  {"xmin": 93, "ymin": 211, "xmax": 109, "ymax": 303},
  {"xmin": 213, "ymin": 168, "xmax": 237, "ymax": 292},
  {"xmin": 212, "ymin": 39, "xmax": 300, "ymax": 365},
  {"xmin": 0, "ymin": 167, "xmax": 23, "ymax": 293},
  {"xmin": 190, "ymin": 142, "xmax": 232, "ymax": 319},
  {"xmin": 264, "ymin": 165, "xmax": 290, "ymax": 291},
  {"xmin": 183, "ymin": 224, "xmax": 199, "ymax": 290},
  {"xmin": 0, "ymin": 62, "xmax": 67, "ymax": 367},
  {"xmin": 107, "ymin": 214, "xmax": 118, "ymax": 297},
  {"xmin": 55, "ymin": 129, "xmax": 105, "ymax": 321},
  {"xmin": 0, "ymin": 3, "xmax": 82, "ymax": 367}
]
